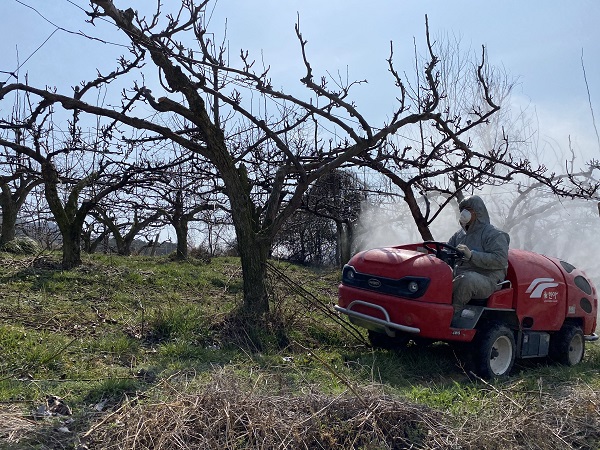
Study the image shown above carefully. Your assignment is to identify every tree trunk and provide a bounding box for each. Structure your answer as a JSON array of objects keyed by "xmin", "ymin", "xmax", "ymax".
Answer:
[
  {"xmin": 217, "ymin": 158, "xmax": 273, "ymax": 316},
  {"xmin": 174, "ymin": 219, "xmax": 188, "ymax": 259},
  {"xmin": 149, "ymin": 233, "xmax": 160, "ymax": 257},
  {"xmin": 0, "ymin": 200, "xmax": 17, "ymax": 246},
  {"xmin": 119, "ymin": 237, "xmax": 134, "ymax": 256},
  {"xmin": 87, "ymin": 230, "xmax": 109, "ymax": 254},
  {"xmin": 403, "ymin": 188, "xmax": 434, "ymax": 241},
  {"xmin": 114, "ymin": 232, "xmax": 136, "ymax": 256},
  {"xmin": 0, "ymin": 181, "xmax": 38, "ymax": 246},
  {"xmin": 41, "ymin": 161, "xmax": 84, "ymax": 269},
  {"xmin": 337, "ymin": 220, "xmax": 354, "ymax": 268},
  {"xmin": 237, "ymin": 232, "xmax": 271, "ymax": 316},
  {"xmin": 117, "ymin": 241, "xmax": 132, "ymax": 256},
  {"xmin": 171, "ymin": 189, "xmax": 189, "ymax": 260},
  {"xmin": 62, "ymin": 225, "xmax": 82, "ymax": 269}
]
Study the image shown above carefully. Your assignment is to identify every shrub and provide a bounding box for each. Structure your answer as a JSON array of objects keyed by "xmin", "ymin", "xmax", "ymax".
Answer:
[{"xmin": 1, "ymin": 237, "xmax": 42, "ymax": 255}]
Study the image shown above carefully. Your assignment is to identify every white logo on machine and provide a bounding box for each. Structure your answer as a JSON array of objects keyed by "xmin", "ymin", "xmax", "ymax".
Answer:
[{"xmin": 525, "ymin": 278, "xmax": 559, "ymax": 300}]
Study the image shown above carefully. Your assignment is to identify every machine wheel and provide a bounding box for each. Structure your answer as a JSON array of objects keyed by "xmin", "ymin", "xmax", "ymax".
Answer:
[
  {"xmin": 549, "ymin": 325, "xmax": 585, "ymax": 366},
  {"xmin": 368, "ymin": 330, "xmax": 409, "ymax": 349},
  {"xmin": 473, "ymin": 323, "xmax": 516, "ymax": 378},
  {"xmin": 411, "ymin": 336, "xmax": 434, "ymax": 347}
]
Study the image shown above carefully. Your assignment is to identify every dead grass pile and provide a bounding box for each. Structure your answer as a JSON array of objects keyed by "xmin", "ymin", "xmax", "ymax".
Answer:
[
  {"xmin": 81, "ymin": 373, "xmax": 600, "ymax": 450},
  {"xmin": 456, "ymin": 380, "xmax": 600, "ymax": 450},
  {"xmin": 82, "ymin": 372, "xmax": 451, "ymax": 449}
]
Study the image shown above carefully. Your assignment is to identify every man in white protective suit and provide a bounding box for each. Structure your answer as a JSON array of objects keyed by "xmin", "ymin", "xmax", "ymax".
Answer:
[{"xmin": 448, "ymin": 195, "xmax": 510, "ymax": 323}]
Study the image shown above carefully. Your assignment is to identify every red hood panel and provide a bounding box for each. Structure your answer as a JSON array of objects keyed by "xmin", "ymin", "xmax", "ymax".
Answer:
[
  {"xmin": 353, "ymin": 248, "xmax": 441, "ymax": 278},
  {"xmin": 347, "ymin": 247, "xmax": 453, "ymax": 304}
]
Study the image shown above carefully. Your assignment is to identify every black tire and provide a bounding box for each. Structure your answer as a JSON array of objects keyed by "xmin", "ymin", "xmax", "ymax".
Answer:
[
  {"xmin": 549, "ymin": 325, "xmax": 585, "ymax": 366},
  {"xmin": 368, "ymin": 330, "xmax": 409, "ymax": 349},
  {"xmin": 411, "ymin": 336, "xmax": 434, "ymax": 347},
  {"xmin": 473, "ymin": 323, "xmax": 516, "ymax": 378}
]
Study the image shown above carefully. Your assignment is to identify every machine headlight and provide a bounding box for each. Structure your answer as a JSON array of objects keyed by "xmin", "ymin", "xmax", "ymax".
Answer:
[
  {"xmin": 343, "ymin": 266, "xmax": 356, "ymax": 281},
  {"xmin": 407, "ymin": 281, "xmax": 419, "ymax": 293}
]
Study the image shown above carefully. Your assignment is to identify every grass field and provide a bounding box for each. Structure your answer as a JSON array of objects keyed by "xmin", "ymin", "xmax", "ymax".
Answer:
[{"xmin": 1, "ymin": 251, "xmax": 599, "ymax": 449}]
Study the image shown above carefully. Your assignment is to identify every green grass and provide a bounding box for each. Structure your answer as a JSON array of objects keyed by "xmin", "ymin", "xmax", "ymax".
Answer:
[{"xmin": 1, "ymin": 251, "xmax": 599, "ymax": 448}]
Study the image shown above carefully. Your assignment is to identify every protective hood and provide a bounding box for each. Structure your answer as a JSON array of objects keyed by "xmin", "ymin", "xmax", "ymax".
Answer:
[
  {"xmin": 458, "ymin": 195, "xmax": 490, "ymax": 227},
  {"xmin": 449, "ymin": 194, "xmax": 509, "ymax": 281}
]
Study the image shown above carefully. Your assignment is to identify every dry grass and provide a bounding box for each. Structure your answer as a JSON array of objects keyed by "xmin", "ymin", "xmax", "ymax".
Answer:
[
  {"xmin": 82, "ymin": 370, "xmax": 446, "ymax": 450},
  {"xmin": 72, "ymin": 371, "xmax": 600, "ymax": 450},
  {"xmin": 0, "ymin": 404, "xmax": 39, "ymax": 443},
  {"xmin": 455, "ymin": 379, "xmax": 600, "ymax": 450}
]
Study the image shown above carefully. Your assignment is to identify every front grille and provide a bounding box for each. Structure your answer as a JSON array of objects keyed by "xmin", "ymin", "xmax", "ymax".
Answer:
[{"xmin": 342, "ymin": 265, "xmax": 430, "ymax": 299}]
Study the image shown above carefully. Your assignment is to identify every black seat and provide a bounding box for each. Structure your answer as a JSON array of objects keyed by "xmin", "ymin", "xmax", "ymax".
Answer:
[{"xmin": 468, "ymin": 298, "xmax": 488, "ymax": 306}]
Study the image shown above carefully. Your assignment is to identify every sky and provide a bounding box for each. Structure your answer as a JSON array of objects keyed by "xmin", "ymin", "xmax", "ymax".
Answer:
[
  {"xmin": 1, "ymin": 1, "xmax": 600, "ymax": 260},
  {"xmin": 1, "ymin": 0, "xmax": 599, "ymax": 165}
]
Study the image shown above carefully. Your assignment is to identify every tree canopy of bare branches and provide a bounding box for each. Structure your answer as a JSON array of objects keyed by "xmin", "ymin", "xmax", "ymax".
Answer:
[{"xmin": 1, "ymin": 1, "xmax": 597, "ymax": 320}]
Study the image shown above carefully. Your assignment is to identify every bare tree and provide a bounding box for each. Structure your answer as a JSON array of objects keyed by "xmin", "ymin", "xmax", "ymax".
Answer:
[
  {"xmin": 81, "ymin": 217, "xmax": 110, "ymax": 254},
  {"xmin": 142, "ymin": 156, "xmax": 223, "ymax": 260},
  {"xmin": 274, "ymin": 210, "xmax": 337, "ymax": 266},
  {"xmin": 4, "ymin": 2, "xmax": 592, "ymax": 320},
  {"xmin": 276, "ymin": 169, "xmax": 366, "ymax": 266},
  {"xmin": 90, "ymin": 201, "xmax": 164, "ymax": 256},
  {"xmin": 191, "ymin": 206, "xmax": 233, "ymax": 257},
  {"xmin": 0, "ymin": 167, "xmax": 43, "ymax": 246},
  {"xmin": 79, "ymin": 2, "xmax": 506, "ymax": 317},
  {"xmin": 0, "ymin": 91, "xmax": 44, "ymax": 246},
  {"xmin": 355, "ymin": 34, "xmax": 599, "ymax": 241},
  {"xmin": 18, "ymin": 185, "xmax": 60, "ymax": 249},
  {"xmin": 0, "ymin": 103, "xmax": 162, "ymax": 267}
]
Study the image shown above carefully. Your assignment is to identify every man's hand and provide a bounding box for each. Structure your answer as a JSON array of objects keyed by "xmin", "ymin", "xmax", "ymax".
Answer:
[{"xmin": 457, "ymin": 244, "xmax": 472, "ymax": 261}]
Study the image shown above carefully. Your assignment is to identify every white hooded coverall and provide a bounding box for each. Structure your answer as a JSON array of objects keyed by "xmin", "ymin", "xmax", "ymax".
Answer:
[{"xmin": 448, "ymin": 195, "xmax": 510, "ymax": 312}]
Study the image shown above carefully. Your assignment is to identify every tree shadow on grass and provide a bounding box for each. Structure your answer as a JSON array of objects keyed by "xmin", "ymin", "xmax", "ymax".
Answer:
[{"xmin": 342, "ymin": 341, "xmax": 472, "ymax": 389}]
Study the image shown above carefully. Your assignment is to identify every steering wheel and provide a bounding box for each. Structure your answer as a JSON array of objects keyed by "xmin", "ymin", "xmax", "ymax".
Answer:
[{"xmin": 423, "ymin": 241, "xmax": 463, "ymax": 266}]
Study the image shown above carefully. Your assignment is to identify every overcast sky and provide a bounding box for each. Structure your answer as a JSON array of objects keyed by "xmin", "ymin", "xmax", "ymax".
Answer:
[{"xmin": 2, "ymin": 1, "xmax": 599, "ymax": 162}]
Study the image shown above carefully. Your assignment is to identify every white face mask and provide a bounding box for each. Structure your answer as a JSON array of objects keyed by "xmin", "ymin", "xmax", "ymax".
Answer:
[{"xmin": 459, "ymin": 209, "xmax": 472, "ymax": 230}]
